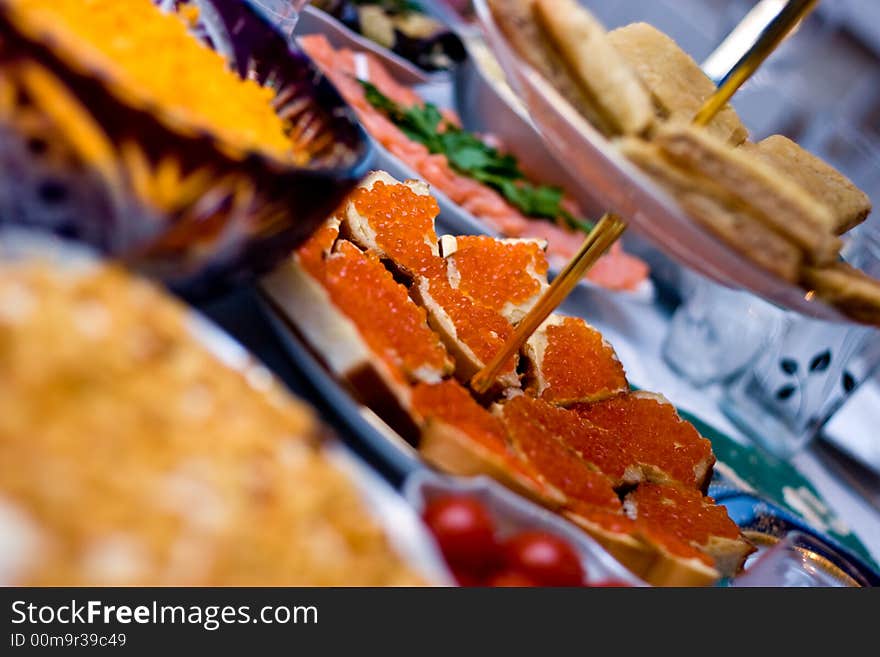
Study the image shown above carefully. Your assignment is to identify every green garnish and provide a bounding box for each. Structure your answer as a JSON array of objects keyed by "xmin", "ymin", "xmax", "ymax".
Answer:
[{"xmin": 359, "ymin": 80, "xmax": 593, "ymax": 232}]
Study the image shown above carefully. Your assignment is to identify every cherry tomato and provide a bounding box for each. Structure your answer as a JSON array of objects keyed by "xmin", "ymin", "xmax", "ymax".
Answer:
[
  {"xmin": 423, "ymin": 496, "xmax": 498, "ymax": 572},
  {"xmin": 487, "ymin": 570, "xmax": 539, "ymax": 587},
  {"xmin": 502, "ymin": 531, "xmax": 585, "ymax": 586}
]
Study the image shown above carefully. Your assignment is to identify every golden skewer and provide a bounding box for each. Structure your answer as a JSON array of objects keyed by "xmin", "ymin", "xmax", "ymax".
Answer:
[
  {"xmin": 471, "ymin": 0, "xmax": 819, "ymax": 394},
  {"xmin": 694, "ymin": 0, "xmax": 818, "ymax": 126}
]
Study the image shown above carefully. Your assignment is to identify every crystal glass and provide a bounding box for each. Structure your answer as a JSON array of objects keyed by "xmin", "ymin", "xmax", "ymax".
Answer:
[
  {"xmin": 732, "ymin": 531, "xmax": 862, "ymax": 587},
  {"xmin": 245, "ymin": 0, "xmax": 305, "ymax": 39},
  {"xmin": 719, "ymin": 232, "xmax": 880, "ymax": 459},
  {"xmin": 662, "ymin": 271, "xmax": 780, "ymax": 386}
]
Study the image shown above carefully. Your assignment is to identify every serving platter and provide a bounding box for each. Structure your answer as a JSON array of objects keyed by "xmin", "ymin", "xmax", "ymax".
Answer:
[
  {"xmin": 470, "ymin": 0, "xmax": 854, "ymax": 324},
  {"xmin": 257, "ymin": 291, "xmax": 879, "ymax": 585},
  {"xmin": 295, "ymin": 5, "xmax": 438, "ymax": 85}
]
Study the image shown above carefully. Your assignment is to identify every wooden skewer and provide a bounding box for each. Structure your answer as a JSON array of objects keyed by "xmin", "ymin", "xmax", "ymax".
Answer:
[{"xmin": 470, "ymin": 0, "xmax": 820, "ymax": 394}]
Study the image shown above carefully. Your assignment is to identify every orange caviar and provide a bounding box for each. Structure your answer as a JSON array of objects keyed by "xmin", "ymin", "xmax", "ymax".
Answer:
[
  {"xmin": 629, "ymin": 484, "xmax": 741, "ymax": 545},
  {"xmin": 425, "ymin": 277, "xmax": 517, "ymax": 377},
  {"xmin": 350, "ymin": 181, "xmax": 444, "ymax": 277},
  {"xmin": 412, "ymin": 380, "xmax": 510, "ymax": 455},
  {"xmin": 536, "ymin": 318, "xmax": 628, "ymax": 404},
  {"xmin": 506, "ymin": 396, "xmax": 634, "ymax": 487},
  {"xmin": 322, "ymin": 241, "xmax": 450, "ymax": 381},
  {"xmin": 637, "ymin": 525, "xmax": 715, "ymax": 567},
  {"xmin": 501, "ymin": 397, "xmax": 621, "ymax": 511},
  {"xmin": 296, "ymin": 220, "xmax": 340, "ymax": 279},
  {"xmin": 566, "ymin": 503, "xmax": 636, "ymax": 534},
  {"xmin": 447, "ymin": 236, "xmax": 548, "ymax": 313},
  {"xmin": 572, "ymin": 394, "xmax": 714, "ymax": 488},
  {"xmin": 411, "ymin": 380, "xmax": 543, "ymax": 483}
]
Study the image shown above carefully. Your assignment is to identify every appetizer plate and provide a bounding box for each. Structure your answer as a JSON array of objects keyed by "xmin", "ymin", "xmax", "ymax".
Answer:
[
  {"xmin": 258, "ymin": 293, "xmax": 879, "ymax": 585},
  {"xmin": 0, "ymin": 229, "xmax": 451, "ymax": 586},
  {"xmin": 372, "ymin": 139, "xmax": 656, "ymax": 304},
  {"xmin": 295, "ymin": 5, "xmax": 440, "ymax": 86},
  {"xmin": 471, "ymin": 0, "xmax": 852, "ymax": 324}
]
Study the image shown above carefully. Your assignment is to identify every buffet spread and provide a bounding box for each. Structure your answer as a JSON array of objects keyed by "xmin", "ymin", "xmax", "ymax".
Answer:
[{"xmin": 0, "ymin": 0, "xmax": 878, "ymax": 587}]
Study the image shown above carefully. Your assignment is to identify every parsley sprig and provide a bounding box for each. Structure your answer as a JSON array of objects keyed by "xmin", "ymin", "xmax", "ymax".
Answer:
[{"xmin": 360, "ymin": 80, "xmax": 593, "ymax": 232}]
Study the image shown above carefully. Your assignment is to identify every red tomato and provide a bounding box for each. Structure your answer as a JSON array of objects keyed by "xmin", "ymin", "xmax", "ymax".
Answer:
[
  {"xmin": 502, "ymin": 531, "xmax": 585, "ymax": 586},
  {"xmin": 423, "ymin": 496, "xmax": 498, "ymax": 572},
  {"xmin": 487, "ymin": 570, "xmax": 539, "ymax": 587}
]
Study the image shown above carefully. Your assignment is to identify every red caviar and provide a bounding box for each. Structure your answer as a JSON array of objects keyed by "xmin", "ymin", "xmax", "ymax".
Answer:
[
  {"xmin": 295, "ymin": 219, "xmax": 340, "ymax": 279},
  {"xmin": 572, "ymin": 394, "xmax": 714, "ymax": 488},
  {"xmin": 504, "ymin": 396, "xmax": 634, "ymax": 488},
  {"xmin": 424, "ymin": 277, "xmax": 517, "ymax": 378},
  {"xmin": 322, "ymin": 241, "xmax": 450, "ymax": 381},
  {"xmin": 447, "ymin": 236, "xmax": 548, "ymax": 314},
  {"xmin": 536, "ymin": 318, "xmax": 628, "ymax": 404},
  {"xmin": 628, "ymin": 484, "xmax": 741, "ymax": 543},
  {"xmin": 350, "ymin": 181, "xmax": 444, "ymax": 277},
  {"xmin": 412, "ymin": 381, "xmax": 544, "ymax": 484},
  {"xmin": 501, "ymin": 397, "xmax": 621, "ymax": 511}
]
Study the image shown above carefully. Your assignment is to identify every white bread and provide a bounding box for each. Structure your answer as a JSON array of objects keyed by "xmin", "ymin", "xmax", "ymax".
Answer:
[
  {"xmin": 608, "ymin": 22, "xmax": 748, "ymax": 146},
  {"xmin": 740, "ymin": 136, "xmax": 871, "ymax": 234},
  {"xmin": 619, "ymin": 136, "xmax": 803, "ymax": 281},
  {"xmin": 419, "ymin": 419, "xmax": 566, "ymax": 509},
  {"xmin": 652, "ymin": 124, "xmax": 841, "ymax": 264},
  {"xmin": 801, "ymin": 262, "xmax": 880, "ymax": 326},
  {"xmin": 531, "ymin": 0, "xmax": 653, "ymax": 136},
  {"xmin": 487, "ymin": 0, "xmax": 618, "ymax": 134}
]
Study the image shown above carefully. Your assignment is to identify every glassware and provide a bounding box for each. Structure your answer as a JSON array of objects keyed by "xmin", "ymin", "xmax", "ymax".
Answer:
[
  {"xmin": 732, "ymin": 531, "xmax": 862, "ymax": 587},
  {"xmin": 719, "ymin": 231, "xmax": 880, "ymax": 458},
  {"xmin": 662, "ymin": 270, "xmax": 780, "ymax": 386},
  {"xmin": 245, "ymin": 0, "xmax": 305, "ymax": 40}
]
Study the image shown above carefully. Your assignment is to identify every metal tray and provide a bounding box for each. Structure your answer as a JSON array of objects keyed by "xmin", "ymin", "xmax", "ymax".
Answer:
[{"xmin": 258, "ymin": 292, "xmax": 880, "ymax": 586}]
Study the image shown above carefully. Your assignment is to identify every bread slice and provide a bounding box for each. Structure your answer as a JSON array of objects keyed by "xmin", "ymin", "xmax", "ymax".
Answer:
[
  {"xmin": 571, "ymin": 391, "xmax": 716, "ymax": 492},
  {"xmin": 439, "ymin": 234, "xmax": 549, "ymax": 324},
  {"xmin": 740, "ymin": 136, "xmax": 871, "ymax": 234},
  {"xmin": 412, "ymin": 380, "xmax": 565, "ymax": 509},
  {"xmin": 801, "ymin": 262, "xmax": 880, "ymax": 325},
  {"xmin": 531, "ymin": 0, "xmax": 653, "ymax": 136},
  {"xmin": 339, "ymin": 170, "xmax": 444, "ymax": 278},
  {"xmin": 624, "ymin": 483, "xmax": 755, "ymax": 578},
  {"xmin": 608, "ymin": 22, "xmax": 748, "ymax": 146},
  {"xmin": 487, "ymin": 0, "xmax": 618, "ymax": 135},
  {"xmin": 411, "ymin": 275, "xmax": 520, "ymax": 393},
  {"xmin": 262, "ymin": 253, "xmax": 419, "ymax": 440},
  {"xmin": 652, "ymin": 124, "xmax": 841, "ymax": 264},
  {"xmin": 620, "ymin": 137, "xmax": 803, "ymax": 281},
  {"xmin": 522, "ymin": 314, "xmax": 628, "ymax": 405}
]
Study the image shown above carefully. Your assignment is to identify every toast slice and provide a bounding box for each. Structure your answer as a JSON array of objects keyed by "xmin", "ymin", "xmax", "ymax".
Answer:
[
  {"xmin": 522, "ymin": 314, "xmax": 628, "ymax": 405},
  {"xmin": 740, "ymin": 136, "xmax": 871, "ymax": 235},
  {"xmin": 651, "ymin": 124, "xmax": 841, "ymax": 264},
  {"xmin": 619, "ymin": 137, "xmax": 803, "ymax": 281},
  {"xmin": 411, "ymin": 275, "xmax": 520, "ymax": 393},
  {"xmin": 531, "ymin": 0, "xmax": 654, "ymax": 136},
  {"xmin": 571, "ymin": 391, "xmax": 715, "ymax": 492},
  {"xmin": 801, "ymin": 262, "xmax": 880, "ymax": 325},
  {"xmin": 412, "ymin": 380, "xmax": 565, "ymax": 508},
  {"xmin": 608, "ymin": 22, "xmax": 748, "ymax": 146},
  {"xmin": 438, "ymin": 234, "xmax": 549, "ymax": 324},
  {"xmin": 339, "ymin": 170, "xmax": 444, "ymax": 278},
  {"xmin": 487, "ymin": 0, "xmax": 619, "ymax": 135},
  {"xmin": 624, "ymin": 483, "xmax": 755, "ymax": 578}
]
